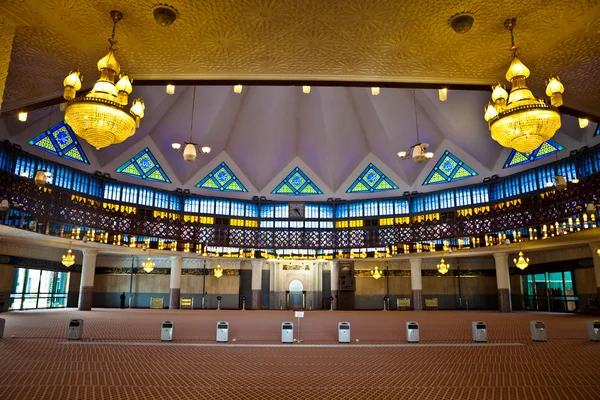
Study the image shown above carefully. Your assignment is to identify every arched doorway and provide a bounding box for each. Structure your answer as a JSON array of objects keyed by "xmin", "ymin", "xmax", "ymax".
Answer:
[{"xmin": 288, "ymin": 279, "xmax": 304, "ymax": 309}]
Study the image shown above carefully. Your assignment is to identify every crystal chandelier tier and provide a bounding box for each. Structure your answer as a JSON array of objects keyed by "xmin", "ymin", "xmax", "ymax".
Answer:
[
  {"xmin": 437, "ymin": 258, "xmax": 449, "ymax": 275},
  {"xmin": 484, "ymin": 18, "xmax": 562, "ymax": 155},
  {"xmin": 142, "ymin": 253, "xmax": 155, "ymax": 273},
  {"xmin": 513, "ymin": 251, "xmax": 529, "ymax": 270},
  {"xmin": 63, "ymin": 11, "xmax": 145, "ymax": 150},
  {"xmin": 62, "ymin": 243, "xmax": 75, "ymax": 267},
  {"xmin": 370, "ymin": 266, "xmax": 382, "ymax": 279}
]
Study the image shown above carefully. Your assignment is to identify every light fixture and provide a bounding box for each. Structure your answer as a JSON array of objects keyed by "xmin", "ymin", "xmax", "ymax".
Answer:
[
  {"xmin": 18, "ymin": 112, "xmax": 27, "ymax": 122},
  {"xmin": 484, "ymin": 18, "xmax": 562, "ymax": 154},
  {"xmin": 437, "ymin": 258, "xmax": 449, "ymax": 275},
  {"xmin": 214, "ymin": 263, "xmax": 223, "ymax": 278},
  {"xmin": 34, "ymin": 170, "xmax": 51, "ymax": 186},
  {"xmin": 370, "ymin": 266, "xmax": 382, "ymax": 280},
  {"xmin": 171, "ymin": 86, "xmax": 211, "ymax": 161},
  {"xmin": 62, "ymin": 243, "xmax": 75, "ymax": 267},
  {"xmin": 166, "ymin": 84, "xmax": 175, "ymax": 95},
  {"xmin": 513, "ymin": 250, "xmax": 529, "ymax": 270},
  {"xmin": 234, "ymin": 84, "xmax": 243, "ymax": 94},
  {"xmin": 438, "ymin": 88, "xmax": 448, "ymax": 101},
  {"xmin": 578, "ymin": 118, "xmax": 589, "ymax": 128},
  {"xmin": 597, "ymin": 249, "xmax": 600, "ymax": 256},
  {"xmin": 571, "ymin": 178, "xmax": 579, "ymax": 183},
  {"xmin": 398, "ymin": 89, "xmax": 434, "ymax": 163},
  {"xmin": 142, "ymin": 252, "xmax": 155, "ymax": 273},
  {"xmin": 371, "ymin": 87, "xmax": 380, "ymax": 96},
  {"xmin": 63, "ymin": 11, "xmax": 144, "ymax": 150},
  {"xmin": 302, "ymin": 85, "xmax": 310, "ymax": 94}
]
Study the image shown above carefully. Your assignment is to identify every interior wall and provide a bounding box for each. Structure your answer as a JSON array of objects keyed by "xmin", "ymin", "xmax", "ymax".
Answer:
[
  {"xmin": 575, "ymin": 267, "xmax": 597, "ymax": 311},
  {"xmin": 0, "ymin": 263, "xmax": 13, "ymax": 312}
]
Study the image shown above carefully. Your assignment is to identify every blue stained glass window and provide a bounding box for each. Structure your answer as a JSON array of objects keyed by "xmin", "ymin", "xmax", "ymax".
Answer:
[
  {"xmin": 336, "ymin": 203, "xmax": 349, "ymax": 219},
  {"xmin": 116, "ymin": 148, "xmax": 171, "ymax": 183},
  {"xmin": 196, "ymin": 162, "xmax": 248, "ymax": 192},
  {"xmin": 184, "ymin": 197, "xmax": 199, "ymax": 213},
  {"xmin": 594, "ymin": 124, "xmax": 600, "ymax": 137},
  {"xmin": 423, "ymin": 151, "xmax": 478, "ymax": 185},
  {"xmin": 455, "ymin": 188, "xmax": 471, "ymax": 207},
  {"xmin": 394, "ymin": 199, "xmax": 409, "ymax": 214},
  {"xmin": 346, "ymin": 163, "xmax": 398, "ymax": 193},
  {"xmin": 271, "ymin": 167, "xmax": 323, "ymax": 195},
  {"xmin": 503, "ymin": 139, "xmax": 564, "ymax": 168},
  {"xmin": 379, "ymin": 200, "xmax": 394, "ymax": 215},
  {"xmin": 28, "ymin": 121, "xmax": 89, "ymax": 164}
]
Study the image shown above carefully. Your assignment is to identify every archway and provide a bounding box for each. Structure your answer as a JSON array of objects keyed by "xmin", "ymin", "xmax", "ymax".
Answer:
[{"xmin": 288, "ymin": 279, "xmax": 304, "ymax": 309}]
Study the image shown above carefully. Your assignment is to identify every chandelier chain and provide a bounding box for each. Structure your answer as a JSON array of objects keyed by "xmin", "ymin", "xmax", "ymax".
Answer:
[
  {"xmin": 190, "ymin": 86, "xmax": 196, "ymax": 142},
  {"xmin": 413, "ymin": 89, "xmax": 420, "ymax": 143}
]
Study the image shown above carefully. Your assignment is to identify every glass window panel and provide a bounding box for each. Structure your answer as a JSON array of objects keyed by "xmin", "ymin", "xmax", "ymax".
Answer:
[
  {"xmin": 336, "ymin": 204, "xmax": 349, "ymax": 219},
  {"xmin": 22, "ymin": 295, "xmax": 38, "ymax": 309},
  {"xmin": 12, "ymin": 268, "xmax": 26, "ymax": 294},
  {"xmin": 394, "ymin": 199, "xmax": 409, "ymax": 215},
  {"xmin": 306, "ymin": 204, "xmax": 319, "ymax": 218},
  {"xmin": 260, "ymin": 204, "xmax": 274, "ymax": 218},
  {"xmin": 200, "ymin": 198, "xmax": 215, "ymax": 214},
  {"xmin": 349, "ymin": 202, "xmax": 363, "ymax": 218},
  {"xmin": 245, "ymin": 203, "xmax": 258, "ymax": 218},
  {"xmin": 39, "ymin": 270, "xmax": 54, "ymax": 294},
  {"xmin": 275, "ymin": 204, "xmax": 288, "ymax": 218},
  {"xmin": 363, "ymin": 200, "xmax": 378, "ymax": 217},
  {"xmin": 25, "ymin": 269, "xmax": 41, "ymax": 293},
  {"xmin": 54, "ymin": 272, "xmax": 70, "ymax": 294},
  {"xmin": 184, "ymin": 197, "xmax": 199, "ymax": 213},
  {"xmin": 320, "ymin": 204, "xmax": 333, "ymax": 219}
]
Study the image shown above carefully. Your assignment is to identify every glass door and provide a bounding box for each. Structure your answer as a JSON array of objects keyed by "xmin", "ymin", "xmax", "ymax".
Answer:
[{"xmin": 523, "ymin": 271, "xmax": 578, "ymax": 312}]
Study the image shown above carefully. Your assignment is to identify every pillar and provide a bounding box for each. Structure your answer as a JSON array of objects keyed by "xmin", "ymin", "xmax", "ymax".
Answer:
[
  {"xmin": 330, "ymin": 260, "xmax": 339, "ymax": 309},
  {"xmin": 410, "ymin": 258, "xmax": 423, "ymax": 310},
  {"xmin": 494, "ymin": 252, "xmax": 512, "ymax": 312},
  {"xmin": 169, "ymin": 256, "xmax": 182, "ymax": 309},
  {"xmin": 78, "ymin": 249, "xmax": 98, "ymax": 311},
  {"xmin": 251, "ymin": 260, "xmax": 263, "ymax": 309},
  {"xmin": 589, "ymin": 243, "xmax": 600, "ymax": 300}
]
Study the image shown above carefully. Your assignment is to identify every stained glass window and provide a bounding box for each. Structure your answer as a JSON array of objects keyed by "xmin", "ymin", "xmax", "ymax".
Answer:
[
  {"xmin": 196, "ymin": 162, "xmax": 248, "ymax": 192},
  {"xmin": 271, "ymin": 167, "xmax": 323, "ymax": 195},
  {"xmin": 346, "ymin": 163, "xmax": 398, "ymax": 193},
  {"xmin": 116, "ymin": 148, "xmax": 171, "ymax": 183},
  {"xmin": 28, "ymin": 121, "xmax": 89, "ymax": 164},
  {"xmin": 503, "ymin": 139, "xmax": 564, "ymax": 168},
  {"xmin": 594, "ymin": 123, "xmax": 600, "ymax": 137},
  {"xmin": 423, "ymin": 151, "xmax": 478, "ymax": 185}
]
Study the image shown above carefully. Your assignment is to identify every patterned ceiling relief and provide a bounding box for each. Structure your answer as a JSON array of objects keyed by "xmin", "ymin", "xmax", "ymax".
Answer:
[
  {"xmin": 0, "ymin": 1, "xmax": 598, "ymax": 115},
  {"xmin": 196, "ymin": 162, "xmax": 248, "ymax": 192},
  {"xmin": 28, "ymin": 120, "xmax": 89, "ymax": 164},
  {"xmin": 116, "ymin": 147, "xmax": 171, "ymax": 183},
  {"xmin": 272, "ymin": 167, "xmax": 323, "ymax": 195},
  {"xmin": 347, "ymin": 163, "xmax": 398, "ymax": 193},
  {"xmin": 503, "ymin": 140, "xmax": 564, "ymax": 169},
  {"xmin": 423, "ymin": 151, "xmax": 478, "ymax": 185}
]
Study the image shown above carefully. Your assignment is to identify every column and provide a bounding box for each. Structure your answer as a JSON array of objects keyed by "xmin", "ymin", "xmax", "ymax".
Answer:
[
  {"xmin": 251, "ymin": 260, "xmax": 263, "ymax": 309},
  {"xmin": 330, "ymin": 260, "xmax": 339, "ymax": 310},
  {"xmin": 589, "ymin": 243, "xmax": 600, "ymax": 300},
  {"xmin": 494, "ymin": 252, "xmax": 512, "ymax": 312},
  {"xmin": 410, "ymin": 258, "xmax": 423, "ymax": 310},
  {"xmin": 78, "ymin": 249, "xmax": 98, "ymax": 311},
  {"xmin": 169, "ymin": 256, "xmax": 183, "ymax": 309}
]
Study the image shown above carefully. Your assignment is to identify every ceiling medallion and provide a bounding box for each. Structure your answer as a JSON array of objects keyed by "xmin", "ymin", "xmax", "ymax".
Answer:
[
  {"xmin": 484, "ymin": 18, "xmax": 562, "ymax": 155},
  {"xmin": 398, "ymin": 89, "xmax": 434, "ymax": 163},
  {"xmin": 172, "ymin": 86, "xmax": 211, "ymax": 161},
  {"xmin": 63, "ymin": 11, "xmax": 145, "ymax": 150}
]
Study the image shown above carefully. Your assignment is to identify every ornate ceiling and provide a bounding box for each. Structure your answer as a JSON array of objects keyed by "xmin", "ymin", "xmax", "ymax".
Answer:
[{"xmin": 0, "ymin": 0, "xmax": 599, "ymax": 115}]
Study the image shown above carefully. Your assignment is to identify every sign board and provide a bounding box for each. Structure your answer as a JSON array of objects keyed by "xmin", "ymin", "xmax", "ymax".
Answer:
[{"xmin": 295, "ymin": 311, "xmax": 304, "ymax": 318}]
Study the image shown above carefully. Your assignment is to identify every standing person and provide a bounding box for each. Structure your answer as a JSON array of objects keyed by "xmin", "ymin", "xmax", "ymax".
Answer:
[{"xmin": 120, "ymin": 292, "xmax": 126, "ymax": 309}]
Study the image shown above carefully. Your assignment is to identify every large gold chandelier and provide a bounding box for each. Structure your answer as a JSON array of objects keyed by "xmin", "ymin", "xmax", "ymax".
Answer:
[
  {"xmin": 484, "ymin": 18, "xmax": 562, "ymax": 154},
  {"xmin": 63, "ymin": 11, "xmax": 144, "ymax": 150}
]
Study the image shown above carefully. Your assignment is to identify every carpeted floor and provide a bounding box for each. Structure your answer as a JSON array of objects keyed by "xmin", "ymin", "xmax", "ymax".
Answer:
[{"xmin": 0, "ymin": 309, "xmax": 599, "ymax": 399}]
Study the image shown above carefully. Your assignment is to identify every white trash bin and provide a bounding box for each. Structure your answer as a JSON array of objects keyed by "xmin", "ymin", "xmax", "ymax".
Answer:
[
  {"xmin": 587, "ymin": 320, "xmax": 600, "ymax": 341},
  {"xmin": 530, "ymin": 321, "xmax": 546, "ymax": 342},
  {"xmin": 472, "ymin": 321, "xmax": 488, "ymax": 342},
  {"xmin": 338, "ymin": 322, "xmax": 350, "ymax": 343},
  {"xmin": 161, "ymin": 320, "xmax": 174, "ymax": 341},
  {"xmin": 406, "ymin": 321, "xmax": 419, "ymax": 343},
  {"xmin": 216, "ymin": 321, "xmax": 229, "ymax": 342},
  {"xmin": 67, "ymin": 319, "xmax": 84, "ymax": 340},
  {"xmin": 282, "ymin": 322, "xmax": 294, "ymax": 343}
]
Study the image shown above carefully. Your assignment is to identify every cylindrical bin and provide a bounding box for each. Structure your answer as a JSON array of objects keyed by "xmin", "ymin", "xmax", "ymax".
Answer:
[
  {"xmin": 282, "ymin": 322, "xmax": 294, "ymax": 343},
  {"xmin": 161, "ymin": 320, "xmax": 174, "ymax": 341},
  {"xmin": 472, "ymin": 321, "xmax": 488, "ymax": 342},
  {"xmin": 530, "ymin": 321, "xmax": 546, "ymax": 342},
  {"xmin": 587, "ymin": 320, "xmax": 600, "ymax": 341},
  {"xmin": 216, "ymin": 321, "xmax": 229, "ymax": 342},
  {"xmin": 68, "ymin": 319, "xmax": 84, "ymax": 340},
  {"xmin": 406, "ymin": 321, "xmax": 419, "ymax": 343},
  {"xmin": 338, "ymin": 322, "xmax": 350, "ymax": 343},
  {"xmin": 0, "ymin": 318, "xmax": 5, "ymax": 338}
]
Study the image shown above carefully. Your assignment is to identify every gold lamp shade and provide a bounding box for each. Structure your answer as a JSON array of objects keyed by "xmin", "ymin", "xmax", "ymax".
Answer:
[
  {"xmin": 370, "ymin": 266, "xmax": 382, "ymax": 279},
  {"xmin": 437, "ymin": 258, "xmax": 449, "ymax": 275},
  {"xmin": 513, "ymin": 251, "xmax": 529, "ymax": 270},
  {"xmin": 62, "ymin": 247, "xmax": 75, "ymax": 267},
  {"xmin": 214, "ymin": 264, "xmax": 223, "ymax": 278}
]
